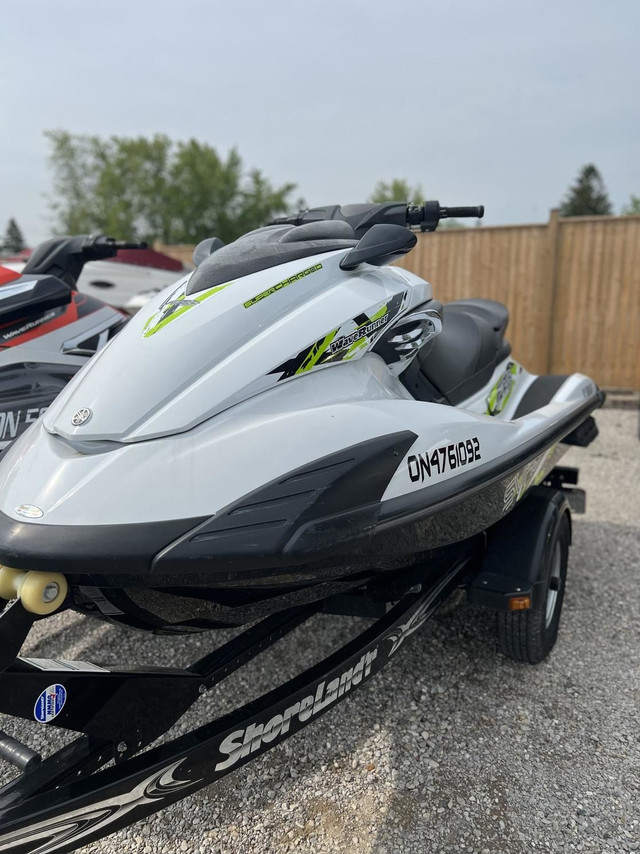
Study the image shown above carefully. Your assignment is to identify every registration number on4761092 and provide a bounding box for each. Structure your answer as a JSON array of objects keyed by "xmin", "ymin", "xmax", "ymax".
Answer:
[{"xmin": 407, "ymin": 438, "xmax": 481, "ymax": 484}]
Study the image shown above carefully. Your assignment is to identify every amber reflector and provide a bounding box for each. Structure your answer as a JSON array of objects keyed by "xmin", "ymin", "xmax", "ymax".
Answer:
[{"xmin": 508, "ymin": 595, "xmax": 531, "ymax": 611}]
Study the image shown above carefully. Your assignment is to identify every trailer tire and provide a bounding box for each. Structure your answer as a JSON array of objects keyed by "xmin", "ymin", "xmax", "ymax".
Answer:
[{"xmin": 497, "ymin": 509, "xmax": 570, "ymax": 664}]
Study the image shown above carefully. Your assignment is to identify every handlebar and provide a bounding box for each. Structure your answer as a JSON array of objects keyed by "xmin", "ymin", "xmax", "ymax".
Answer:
[
  {"xmin": 97, "ymin": 238, "xmax": 148, "ymax": 251},
  {"xmin": 407, "ymin": 201, "xmax": 484, "ymax": 231},
  {"xmin": 23, "ymin": 234, "xmax": 148, "ymax": 288},
  {"xmin": 271, "ymin": 200, "xmax": 484, "ymax": 237},
  {"xmin": 440, "ymin": 205, "xmax": 484, "ymax": 220}
]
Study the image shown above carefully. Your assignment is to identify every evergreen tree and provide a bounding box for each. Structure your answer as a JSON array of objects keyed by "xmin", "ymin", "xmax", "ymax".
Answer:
[
  {"xmin": 2, "ymin": 218, "xmax": 26, "ymax": 254},
  {"xmin": 560, "ymin": 164, "xmax": 612, "ymax": 216}
]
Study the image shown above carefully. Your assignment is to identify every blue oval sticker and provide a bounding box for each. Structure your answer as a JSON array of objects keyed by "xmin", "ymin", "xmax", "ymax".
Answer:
[{"xmin": 34, "ymin": 684, "xmax": 67, "ymax": 723}]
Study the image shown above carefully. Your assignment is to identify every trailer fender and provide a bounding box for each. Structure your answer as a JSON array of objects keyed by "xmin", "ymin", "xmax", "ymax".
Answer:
[{"xmin": 467, "ymin": 486, "xmax": 571, "ymax": 611}]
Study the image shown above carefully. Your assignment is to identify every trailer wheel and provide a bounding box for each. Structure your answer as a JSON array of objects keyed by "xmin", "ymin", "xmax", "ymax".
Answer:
[{"xmin": 497, "ymin": 510, "xmax": 570, "ymax": 664}]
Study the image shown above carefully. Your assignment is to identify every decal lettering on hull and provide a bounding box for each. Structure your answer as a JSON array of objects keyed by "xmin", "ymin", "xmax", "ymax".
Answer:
[
  {"xmin": 243, "ymin": 263, "xmax": 322, "ymax": 308},
  {"xmin": 503, "ymin": 444, "xmax": 559, "ymax": 512},
  {"xmin": 0, "ymin": 407, "xmax": 48, "ymax": 445},
  {"xmin": 271, "ymin": 292, "xmax": 406, "ymax": 380},
  {"xmin": 407, "ymin": 438, "xmax": 482, "ymax": 483},
  {"xmin": 486, "ymin": 361, "xmax": 521, "ymax": 416},
  {"xmin": 329, "ymin": 313, "xmax": 389, "ymax": 354},
  {"xmin": 0, "ymin": 310, "xmax": 58, "ymax": 342}
]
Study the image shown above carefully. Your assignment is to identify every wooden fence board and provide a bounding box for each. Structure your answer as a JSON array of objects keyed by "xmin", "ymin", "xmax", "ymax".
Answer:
[
  {"xmin": 545, "ymin": 215, "xmax": 640, "ymax": 387},
  {"xmin": 397, "ymin": 213, "xmax": 640, "ymax": 388},
  {"xmin": 395, "ymin": 224, "xmax": 550, "ymax": 373}
]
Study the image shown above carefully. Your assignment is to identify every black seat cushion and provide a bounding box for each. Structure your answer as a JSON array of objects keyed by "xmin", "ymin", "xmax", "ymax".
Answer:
[
  {"xmin": 279, "ymin": 220, "xmax": 355, "ymax": 243},
  {"xmin": 446, "ymin": 298, "xmax": 509, "ymax": 337},
  {"xmin": 186, "ymin": 224, "xmax": 357, "ymax": 294},
  {"xmin": 410, "ymin": 302, "xmax": 511, "ymax": 405}
]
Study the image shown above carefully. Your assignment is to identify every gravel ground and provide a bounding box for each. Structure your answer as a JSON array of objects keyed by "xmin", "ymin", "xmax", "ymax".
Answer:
[{"xmin": 1, "ymin": 408, "xmax": 638, "ymax": 853}]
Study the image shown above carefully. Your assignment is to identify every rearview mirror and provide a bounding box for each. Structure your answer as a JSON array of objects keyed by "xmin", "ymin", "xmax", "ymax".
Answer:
[
  {"xmin": 193, "ymin": 237, "xmax": 225, "ymax": 267},
  {"xmin": 339, "ymin": 224, "xmax": 417, "ymax": 270}
]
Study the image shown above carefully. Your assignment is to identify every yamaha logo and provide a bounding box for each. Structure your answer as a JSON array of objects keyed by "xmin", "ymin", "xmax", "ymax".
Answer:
[
  {"xmin": 15, "ymin": 504, "xmax": 44, "ymax": 519},
  {"xmin": 71, "ymin": 408, "xmax": 92, "ymax": 426}
]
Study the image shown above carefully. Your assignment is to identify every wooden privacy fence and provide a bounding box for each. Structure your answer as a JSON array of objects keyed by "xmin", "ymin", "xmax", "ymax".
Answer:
[
  {"xmin": 157, "ymin": 211, "xmax": 640, "ymax": 389},
  {"xmin": 395, "ymin": 211, "xmax": 640, "ymax": 389},
  {"xmin": 154, "ymin": 243, "xmax": 196, "ymax": 269}
]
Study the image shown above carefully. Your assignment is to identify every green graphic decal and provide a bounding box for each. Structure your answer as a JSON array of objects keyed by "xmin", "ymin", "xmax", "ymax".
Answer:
[
  {"xmin": 486, "ymin": 361, "xmax": 520, "ymax": 415},
  {"xmin": 328, "ymin": 303, "xmax": 390, "ymax": 359},
  {"xmin": 296, "ymin": 331, "xmax": 337, "ymax": 374},
  {"xmin": 343, "ymin": 337, "xmax": 369, "ymax": 360},
  {"xmin": 269, "ymin": 293, "xmax": 406, "ymax": 381},
  {"xmin": 243, "ymin": 264, "xmax": 323, "ymax": 309},
  {"xmin": 368, "ymin": 304, "xmax": 389, "ymax": 322},
  {"xmin": 143, "ymin": 283, "xmax": 231, "ymax": 338}
]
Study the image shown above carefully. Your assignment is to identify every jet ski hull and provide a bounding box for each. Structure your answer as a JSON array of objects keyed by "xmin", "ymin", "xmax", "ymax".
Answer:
[
  {"xmin": 0, "ymin": 383, "xmax": 601, "ymax": 631},
  {"xmin": 0, "ymin": 207, "xmax": 604, "ymax": 633}
]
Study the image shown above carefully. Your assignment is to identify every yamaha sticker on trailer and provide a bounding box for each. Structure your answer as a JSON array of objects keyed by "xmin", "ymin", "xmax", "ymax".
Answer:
[{"xmin": 33, "ymin": 683, "xmax": 67, "ymax": 723}]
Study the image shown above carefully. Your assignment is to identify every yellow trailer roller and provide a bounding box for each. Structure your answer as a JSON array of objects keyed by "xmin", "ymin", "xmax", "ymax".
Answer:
[{"xmin": 0, "ymin": 567, "xmax": 67, "ymax": 615}]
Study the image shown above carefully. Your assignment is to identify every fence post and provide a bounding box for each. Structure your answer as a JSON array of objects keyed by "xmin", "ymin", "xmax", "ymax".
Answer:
[{"xmin": 544, "ymin": 209, "xmax": 561, "ymax": 373}]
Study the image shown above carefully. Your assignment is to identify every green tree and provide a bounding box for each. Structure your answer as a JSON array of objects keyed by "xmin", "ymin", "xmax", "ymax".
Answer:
[
  {"xmin": 560, "ymin": 164, "xmax": 612, "ymax": 216},
  {"xmin": 2, "ymin": 218, "xmax": 26, "ymax": 253},
  {"xmin": 46, "ymin": 130, "xmax": 296, "ymax": 244},
  {"xmin": 369, "ymin": 179, "xmax": 424, "ymax": 205},
  {"xmin": 621, "ymin": 194, "xmax": 640, "ymax": 215}
]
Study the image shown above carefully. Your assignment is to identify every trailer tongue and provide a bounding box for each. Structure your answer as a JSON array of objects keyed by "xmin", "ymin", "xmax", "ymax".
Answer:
[{"xmin": 0, "ymin": 558, "xmax": 466, "ymax": 854}]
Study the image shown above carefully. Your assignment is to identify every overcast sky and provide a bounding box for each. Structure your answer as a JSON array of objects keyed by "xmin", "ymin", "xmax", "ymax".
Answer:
[{"xmin": 1, "ymin": 0, "xmax": 638, "ymax": 244}]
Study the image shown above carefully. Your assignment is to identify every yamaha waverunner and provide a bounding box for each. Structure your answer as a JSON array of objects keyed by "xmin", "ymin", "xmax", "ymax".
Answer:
[
  {"xmin": 0, "ymin": 201, "xmax": 602, "ymax": 629},
  {"xmin": 0, "ymin": 234, "xmax": 147, "ymax": 455},
  {"xmin": 0, "ymin": 202, "xmax": 603, "ymax": 853}
]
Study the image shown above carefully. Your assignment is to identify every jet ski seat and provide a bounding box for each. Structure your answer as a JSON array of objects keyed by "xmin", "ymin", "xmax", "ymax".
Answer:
[
  {"xmin": 187, "ymin": 221, "xmax": 357, "ymax": 294},
  {"xmin": 445, "ymin": 298, "xmax": 509, "ymax": 338},
  {"xmin": 401, "ymin": 298, "xmax": 511, "ymax": 405}
]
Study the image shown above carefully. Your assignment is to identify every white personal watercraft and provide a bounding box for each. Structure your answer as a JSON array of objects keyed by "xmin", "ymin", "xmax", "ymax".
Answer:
[{"xmin": 0, "ymin": 202, "xmax": 602, "ymax": 853}]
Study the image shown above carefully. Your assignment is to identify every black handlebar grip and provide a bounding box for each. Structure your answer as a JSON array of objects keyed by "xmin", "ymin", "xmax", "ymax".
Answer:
[
  {"xmin": 442, "ymin": 206, "xmax": 484, "ymax": 219},
  {"xmin": 114, "ymin": 241, "xmax": 148, "ymax": 250}
]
